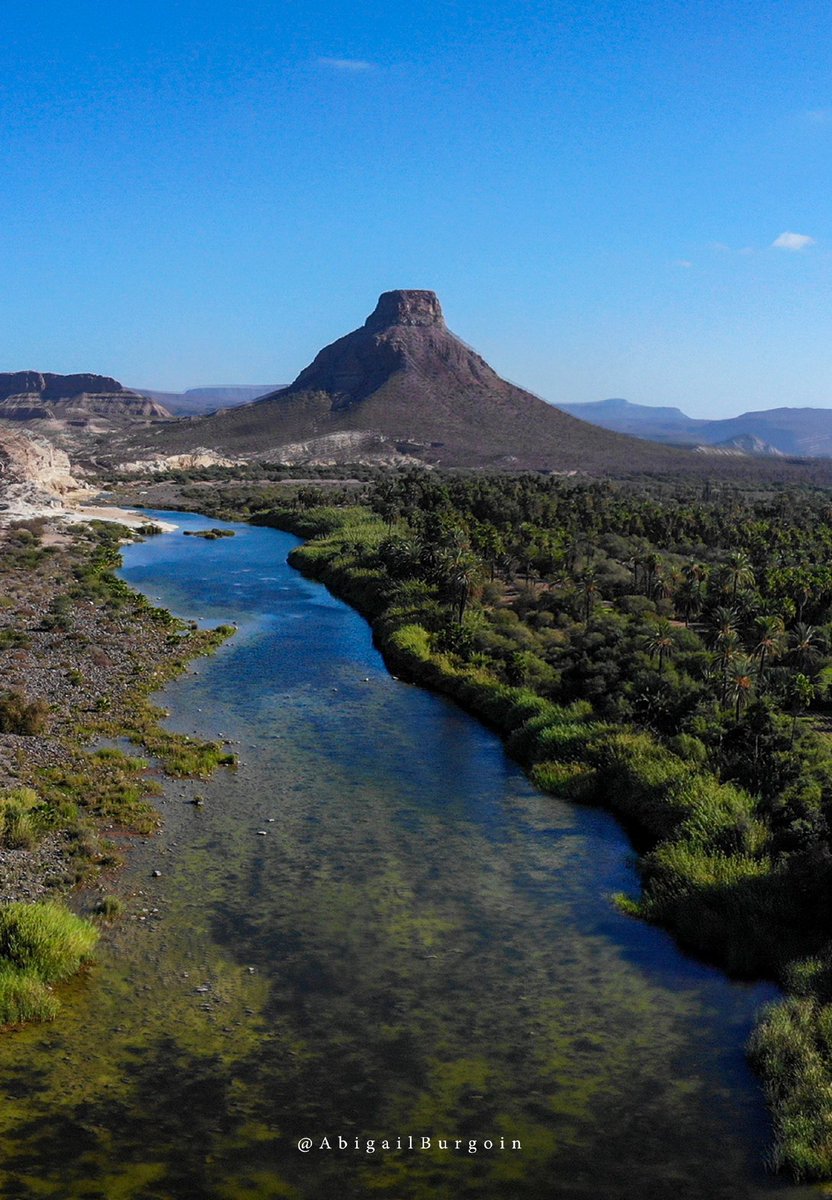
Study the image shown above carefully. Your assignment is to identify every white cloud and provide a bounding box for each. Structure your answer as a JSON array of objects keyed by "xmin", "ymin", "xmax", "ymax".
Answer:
[
  {"xmin": 772, "ymin": 231, "xmax": 816, "ymax": 251},
  {"xmin": 317, "ymin": 57, "xmax": 374, "ymax": 71},
  {"xmin": 804, "ymin": 108, "xmax": 832, "ymax": 124},
  {"xmin": 674, "ymin": 259, "xmax": 693, "ymax": 268}
]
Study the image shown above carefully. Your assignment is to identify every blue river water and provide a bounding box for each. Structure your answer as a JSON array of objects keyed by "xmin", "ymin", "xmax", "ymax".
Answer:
[{"xmin": 0, "ymin": 509, "xmax": 817, "ymax": 1199}]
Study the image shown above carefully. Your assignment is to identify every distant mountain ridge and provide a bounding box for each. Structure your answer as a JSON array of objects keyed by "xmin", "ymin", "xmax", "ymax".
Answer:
[
  {"xmin": 136, "ymin": 385, "xmax": 281, "ymax": 416},
  {"xmin": 555, "ymin": 398, "xmax": 832, "ymax": 458}
]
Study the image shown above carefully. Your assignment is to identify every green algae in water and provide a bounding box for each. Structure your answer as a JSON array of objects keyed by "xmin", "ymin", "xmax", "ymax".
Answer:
[{"xmin": 0, "ymin": 511, "xmax": 822, "ymax": 1199}]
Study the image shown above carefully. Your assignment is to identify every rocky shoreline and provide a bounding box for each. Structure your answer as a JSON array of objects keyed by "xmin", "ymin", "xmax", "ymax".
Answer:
[{"xmin": 0, "ymin": 514, "xmax": 234, "ymax": 909}]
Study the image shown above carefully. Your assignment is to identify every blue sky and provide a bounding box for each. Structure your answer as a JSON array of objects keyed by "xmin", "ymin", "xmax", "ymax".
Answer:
[{"xmin": 1, "ymin": 0, "xmax": 830, "ymax": 418}]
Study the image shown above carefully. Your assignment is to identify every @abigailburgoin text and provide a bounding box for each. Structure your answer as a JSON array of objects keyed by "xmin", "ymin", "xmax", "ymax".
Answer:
[{"xmin": 297, "ymin": 1135, "xmax": 522, "ymax": 1155}]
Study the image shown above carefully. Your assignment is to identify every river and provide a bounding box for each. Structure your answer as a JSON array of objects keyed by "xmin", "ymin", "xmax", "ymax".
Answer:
[{"xmin": 0, "ymin": 510, "xmax": 818, "ymax": 1199}]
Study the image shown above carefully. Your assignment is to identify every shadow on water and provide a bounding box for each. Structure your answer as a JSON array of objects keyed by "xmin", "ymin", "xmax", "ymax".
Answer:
[{"xmin": 0, "ymin": 510, "xmax": 820, "ymax": 1198}]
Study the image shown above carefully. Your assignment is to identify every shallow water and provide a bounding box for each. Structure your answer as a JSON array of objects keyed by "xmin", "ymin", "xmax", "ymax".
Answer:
[{"xmin": 0, "ymin": 510, "xmax": 821, "ymax": 1199}]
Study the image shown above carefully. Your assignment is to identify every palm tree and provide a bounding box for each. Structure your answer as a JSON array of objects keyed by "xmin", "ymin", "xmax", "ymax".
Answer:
[
  {"xmin": 677, "ymin": 561, "xmax": 707, "ymax": 625},
  {"xmin": 789, "ymin": 673, "xmax": 816, "ymax": 747},
  {"xmin": 753, "ymin": 615, "xmax": 784, "ymax": 689},
  {"xmin": 722, "ymin": 550, "xmax": 755, "ymax": 603},
  {"xmin": 727, "ymin": 658, "xmax": 755, "ymax": 721},
  {"xmin": 641, "ymin": 553, "xmax": 660, "ymax": 597},
  {"xmin": 796, "ymin": 581, "xmax": 813, "ymax": 622},
  {"xmin": 708, "ymin": 608, "xmax": 741, "ymax": 705},
  {"xmin": 580, "ymin": 569, "xmax": 600, "ymax": 622},
  {"xmin": 442, "ymin": 549, "xmax": 481, "ymax": 623},
  {"xmin": 708, "ymin": 606, "xmax": 740, "ymax": 656},
  {"xmin": 717, "ymin": 631, "xmax": 742, "ymax": 705},
  {"xmin": 682, "ymin": 560, "xmax": 708, "ymax": 594},
  {"xmin": 651, "ymin": 568, "xmax": 674, "ymax": 603},
  {"xmin": 379, "ymin": 536, "xmax": 419, "ymax": 579},
  {"xmin": 645, "ymin": 620, "xmax": 675, "ymax": 673},
  {"xmin": 791, "ymin": 622, "xmax": 822, "ymax": 672},
  {"xmin": 476, "ymin": 527, "xmax": 505, "ymax": 582}
]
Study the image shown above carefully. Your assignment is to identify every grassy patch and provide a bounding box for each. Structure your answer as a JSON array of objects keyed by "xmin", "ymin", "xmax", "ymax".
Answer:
[{"xmin": 93, "ymin": 895, "xmax": 125, "ymax": 920}]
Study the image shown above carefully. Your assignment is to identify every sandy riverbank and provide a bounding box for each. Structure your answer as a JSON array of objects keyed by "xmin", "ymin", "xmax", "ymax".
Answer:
[{"xmin": 65, "ymin": 504, "xmax": 178, "ymax": 531}]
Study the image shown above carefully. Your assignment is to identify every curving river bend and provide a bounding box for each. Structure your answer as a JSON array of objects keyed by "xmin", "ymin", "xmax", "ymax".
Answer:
[{"xmin": 0, "ymin": 511, "xmax": 820, "ymax": 1199}]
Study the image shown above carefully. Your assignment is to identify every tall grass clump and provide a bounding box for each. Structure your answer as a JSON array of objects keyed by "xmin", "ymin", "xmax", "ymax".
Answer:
[
  {"xmin": 0, "ymin": 787, "xmax": 41, "ymax": 850},
  {"xmin": 0, "ymin": 902, "xmax": 98, "ymax": 1028},
  {"xmin": 748, "ymin": 997, "xmax": 832, "ymax": 1180},
  {"xmin": 0, "ymin": 902, "xmax": 98, "ymax": 982}
]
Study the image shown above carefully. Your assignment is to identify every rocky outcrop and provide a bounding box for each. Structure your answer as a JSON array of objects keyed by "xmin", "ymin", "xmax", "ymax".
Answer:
[
  {"xmin": 0, "ymin": 427, "xmax": 91, "ymax": 520},
  {"xmin": 284, "ymin": 289, "xmax": 497, "ymax": 409},
  {"xmin": 116, "ymin": 449, "xmax": 244, "ymax": 474},
  {"xmin": 363, "ymin": 289, "xmax": 446, "ymax": 331},
  {"xmin": 694, "ymin": 434, "xmax": 785, "ymax": 458},
  {"xmin": 0, "ymin": 399, "xmax": 55, "ymax": 420},
  {"xmin": 0, "ymin": 371, "xmax": 130, "ymax": 401},
  {"xmin": 258, "ymin": 430, "xmax": 427, "ymax": 466}
]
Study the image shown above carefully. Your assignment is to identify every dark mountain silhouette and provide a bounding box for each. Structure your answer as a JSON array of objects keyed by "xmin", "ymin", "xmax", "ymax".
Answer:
[
  {"xmin": 127, "ymin": 291, "xmax": 704, "ymax": 472},
  {"xmin": 556, "ymin": 398, "xmax": 832, "ymax": 458}
]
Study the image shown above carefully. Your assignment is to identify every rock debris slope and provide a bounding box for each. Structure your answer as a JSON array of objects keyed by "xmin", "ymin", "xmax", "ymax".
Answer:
[{"xmin": 0, "ymin": 426, "xmax": 91, "ymax": 520}]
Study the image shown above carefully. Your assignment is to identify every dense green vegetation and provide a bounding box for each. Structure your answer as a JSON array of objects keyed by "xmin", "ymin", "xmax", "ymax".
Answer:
[{"xmin": 193, "ymin": 468, "xmax": 832, "ymax": 1182}]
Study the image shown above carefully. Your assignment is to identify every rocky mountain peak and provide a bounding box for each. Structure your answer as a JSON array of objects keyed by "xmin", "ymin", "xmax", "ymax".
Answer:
[{"xmin": 363, "ymin": 290, "xmax": 445, "ymax": 332}]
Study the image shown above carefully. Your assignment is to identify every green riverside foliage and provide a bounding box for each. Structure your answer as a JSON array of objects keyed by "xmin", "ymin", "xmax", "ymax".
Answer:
[
  {"xmin": 0, "ymin": 903, "xmax": 98, "ymax": 1026},
  {"xmin": 240, "ymin": 471, "xmax": 832, "ymax": 1180},
  {"xmin": 748, "ymin": 998, "xmax": 832, "ymax": 1179}
]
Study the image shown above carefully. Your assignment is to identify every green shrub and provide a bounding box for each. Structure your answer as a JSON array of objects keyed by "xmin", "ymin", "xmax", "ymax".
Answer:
[
  {"xmin": 389, "ymin": 623, "xmax": 432, "ymax": 661},
  {"xmin": 667, "ymin": 733, "xmax": 709, "ymax": 764},
  {"xmin": 93, "ymin": 895, "xmax": 125, "ymax": 920},
  {"xmin": 0, "ymin": 692, "xmax": 50, "ymax": 735}
]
